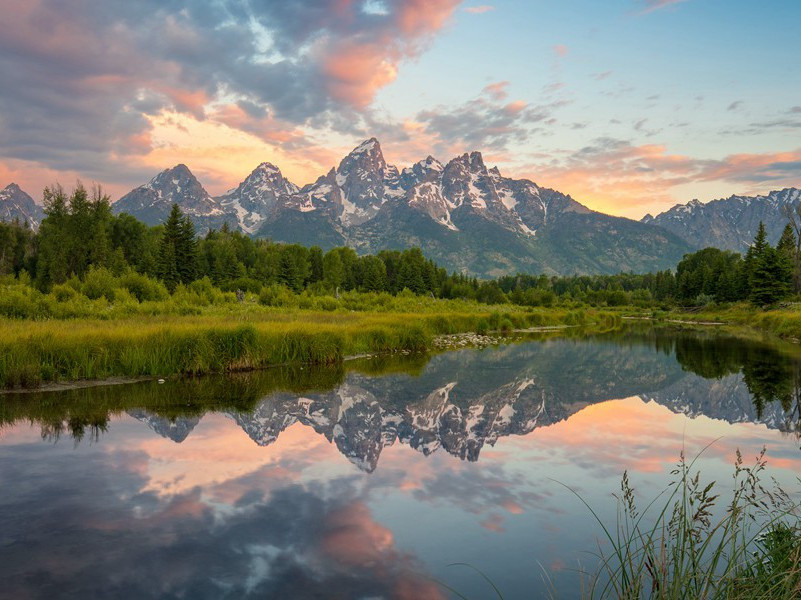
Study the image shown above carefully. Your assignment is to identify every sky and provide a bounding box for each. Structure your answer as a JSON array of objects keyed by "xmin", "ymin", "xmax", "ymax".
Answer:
[{"xmin": 1, "ymin": 0, "xmax": 800, "ymax": 218}]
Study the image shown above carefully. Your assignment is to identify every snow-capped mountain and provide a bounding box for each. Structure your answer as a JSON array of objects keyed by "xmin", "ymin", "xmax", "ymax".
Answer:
[
  {"xmin": 109, "ymin": 139, "xmax": 692, "ymax": 275},
  {"xmin": 251, "ymin": 139, "xmax": 691, "ymax": 276},
  {"xmin": 642, "ymin": 188, "xmax": 801, "ymax": 252},
  {"xmin": 112, "ymin": 164, "xmax": 236, "ymax": 234},
  {"xmin": 217, "ymin": 162, "xmax": 299, "ymax": 234},
  {"xmin": 0, "ymin": 183, "xmax": 44, "ymax": 229}
]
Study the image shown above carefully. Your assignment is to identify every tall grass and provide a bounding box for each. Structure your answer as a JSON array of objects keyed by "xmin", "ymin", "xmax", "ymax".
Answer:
[
  {"xmin": 571, "ymin": 448, "xmax": 801, "ymax": 599},
  {"xmin": 0, "ymin": 306, "xmax": 619, "ymax": 389}
]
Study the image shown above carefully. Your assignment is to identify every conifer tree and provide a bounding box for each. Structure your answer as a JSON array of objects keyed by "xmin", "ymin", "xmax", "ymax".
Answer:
[
  {"xmin": 177, "ymin": 214, "xmax": 198, "ymax": 284},
  {"xmin": 777, "ymin": 222, "xmax": 800, "ymax": 293},
  {"xmin": 157, "ymin": 204, "xmax": 184, "ymax": 291}
]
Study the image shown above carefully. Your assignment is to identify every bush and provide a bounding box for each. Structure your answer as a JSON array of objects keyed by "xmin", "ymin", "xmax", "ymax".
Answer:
[
  {"xmin": 81, "ymin": 267, "xmax": 117, "ymax": 301},
  {"xmin": 51, "ymin": 283, "xmax": 79, "ymax": 303},
  {"xmin": 118, "ymin": 271, "xmax": 169, "ymax": 302},
  {"xmin": 258, "ymin": 284, "xmax": 295, "ymax": 307}
]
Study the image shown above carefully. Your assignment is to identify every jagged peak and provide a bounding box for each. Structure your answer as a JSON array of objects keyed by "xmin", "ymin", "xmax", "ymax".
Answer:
[
  {"xmin": 2, "ymin": 182, "xmax": 23, "ymax": 193},
  {"xmin": 148, "ymin": 164, "xmax": 197, "ymax": 185},
  {"xmin": 166, "ymin": 163, "xmax": 192, "ymax": 176},
  {"xmin": 350, "ymin": 137, "xmax": 381, "ymax": 155},
  {"xmin": 449, "ymin": 151, "xmax": 487, "ymax": 172},
  {"xmin": 420, "ymin": 155, "xmax": 443, "ymax": 171},
  {"xmin": 254, "ymin": 161, "xmax": 282, "ymax": 174}
]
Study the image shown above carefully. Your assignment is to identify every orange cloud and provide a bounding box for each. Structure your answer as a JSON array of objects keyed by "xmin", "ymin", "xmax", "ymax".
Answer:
[
  {"xmin": 320, "ymin": 502, "xmax": 395, "ymax": 565},
  {"xmin": 483, "ymin": 81, "xmax": 510, "ymax": 101},
  {"xmin": 322, "ymin": 42, "xmax": 401, "ymax": 108},
  {"xmin": 319, "ymin": 0, "xmax": 460, "ymax": 108},
  {"xmin": 515, "ymin": 141, "xmax": 801, "ymax": 218}
]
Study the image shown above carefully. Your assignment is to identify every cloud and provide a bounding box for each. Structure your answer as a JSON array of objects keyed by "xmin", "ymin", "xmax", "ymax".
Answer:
[
  {"xmin": 465, "ymin": 5, "xmax": 495, "ymax": 13},
  {"xmin": 413, "ymin": 85, "xmax": 569, "ymax": 155},
  {"xmin": 0, "ymin": 443, "xmax": 445, "ymax": 600},
  {"xmin": 727, "ymin": 100, "xmax": 744, "ymax": 111},
  {"xmin": 0, "ymin": 0, "xmax": 461, "ymax": 193},
  {"xmin": 517, "ymin": 137, "xmax": 801, "ymax": 217},
  {"xmin": 553, "ymin": 44, "xmax": 569, "ymax": 57}
]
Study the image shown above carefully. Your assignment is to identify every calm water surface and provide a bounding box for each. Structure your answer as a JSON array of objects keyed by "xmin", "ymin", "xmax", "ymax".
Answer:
[{"xmin": 1, "ymin": 327, "xmax": 800, "ymax": 599}]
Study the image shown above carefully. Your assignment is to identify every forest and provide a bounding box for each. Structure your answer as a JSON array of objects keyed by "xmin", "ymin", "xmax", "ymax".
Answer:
[{"xmin": 0, "ymin": 183, "xmax": 798, "ymax": 318}]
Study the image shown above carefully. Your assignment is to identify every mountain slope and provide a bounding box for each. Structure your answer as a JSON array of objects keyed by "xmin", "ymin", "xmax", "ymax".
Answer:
[
  {"xmin": 0, "ymin": 184, "xmax": 44, "ymax": 229},
  {"xmin": 642, "ymin": 188, "xmax": 801, "ymax": 252},
  {"xmin": 113, "ymin": 164, "xmax": 238, "ymax": 234}
]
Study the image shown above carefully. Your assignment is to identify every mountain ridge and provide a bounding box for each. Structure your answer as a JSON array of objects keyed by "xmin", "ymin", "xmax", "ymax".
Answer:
[
  {"xmin": 642, "ymin": 187, "xmax": 801, "ymax": 252},
  {"xmin": 102, "ymin": 138, "xmax": 692, "ymax": 276}
]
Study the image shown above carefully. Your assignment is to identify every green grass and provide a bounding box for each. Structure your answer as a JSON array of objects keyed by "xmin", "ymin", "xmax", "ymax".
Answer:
[
  {"xmin": 569, "ymin": 448, "xmax": 801, "ymax": 599},
  {"xmin": 0, "ymin": 301, "xmax": 621, "ymax": 389}
]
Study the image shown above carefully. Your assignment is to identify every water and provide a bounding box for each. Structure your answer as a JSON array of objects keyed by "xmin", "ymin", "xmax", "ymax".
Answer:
[{"xmin": 1, "ymin": 327, "xmax": 800, "ymax": 599}]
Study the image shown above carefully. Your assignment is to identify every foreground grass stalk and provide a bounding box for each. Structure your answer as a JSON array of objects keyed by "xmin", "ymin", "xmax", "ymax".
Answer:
[{"xmin": 570, "ymin": 448, "xmax": 801, "ymax": 599}]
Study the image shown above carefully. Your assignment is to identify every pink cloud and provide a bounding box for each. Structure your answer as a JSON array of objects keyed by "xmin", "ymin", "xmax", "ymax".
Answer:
[
  {"xmin": 515, "ymin": 139, "xmax": 801, "ymax": 218},
  {"xmin": 553, "ymin": 44, "xmax": 569, "ymax": 57},
  {"xmin": 319, "ymin": 0, "xmax": 461, "ymax": 108},
  {"xmin": 483, "ymin": 81, "xmax": 510, "ymax": 101}
]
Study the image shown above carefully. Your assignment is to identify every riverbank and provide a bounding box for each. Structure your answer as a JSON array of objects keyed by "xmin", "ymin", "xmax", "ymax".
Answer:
[
  {"xmin": 620, "ymin": 303, "xmax": 801, "ymax": 343},
  {"xmin": 0, "ymin": 302, "xmax": 621, "ymax": 390}
]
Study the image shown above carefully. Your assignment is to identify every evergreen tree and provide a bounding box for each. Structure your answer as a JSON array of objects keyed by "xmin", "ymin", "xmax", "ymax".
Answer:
[
  {"xmin": 157, "ymin": 204, "xmax": 184, "ymax": 292},
  {"xmin": 359, "ymin": 255, "xmax": 387, "ymax": 292},
  {"xmin": 750, "ymin": 246, "xmax": 791, "ymax": 305},
  {"xmin": 308, "ymin": 246, "xmax": 324, "ymax": 284},
  {"xmin": 177, "ymin": 214, "xmax": 198, "ymax": 284},
  {"xmin": 777, "ymin": 222, "xmax": 800, "ymax": 293},
  {"xmin": 323, "ymin": 249, "xmax": 345, "ymax": 291}
]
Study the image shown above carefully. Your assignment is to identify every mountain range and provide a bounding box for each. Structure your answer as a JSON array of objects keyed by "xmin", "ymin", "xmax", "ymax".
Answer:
[
  {"xmin": 642, "ymin": 188, "xmax": 801, "ymax": 253},
  {"xmin": 1, "ymin": 139, "xmax": 798, "ymax": 276}
]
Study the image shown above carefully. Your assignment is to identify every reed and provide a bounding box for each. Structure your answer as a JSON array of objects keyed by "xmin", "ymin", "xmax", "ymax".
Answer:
[
  {"xmin": 569, "ymin": 448, "xmax": 801, "ymax": 599},
  {"xmin": 0, "ymin": 305, "xmax": 618, "ymax": 389}
]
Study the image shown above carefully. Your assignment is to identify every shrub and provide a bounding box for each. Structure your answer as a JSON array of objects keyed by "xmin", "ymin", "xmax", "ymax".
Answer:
[
  {"xmin": 81, "ymin": 267, "xmax": 118, "ymax": 301},
  {"xmin": 259, "ymin": 284, "xmax": 295, "ymax": 307},
  {"xmin": 118, "ymin": 271, "xmax": 169, "ymax": 302},
  {"xmin": 51, "ymin": 283, "xmax": 80, "ymax": 303}
]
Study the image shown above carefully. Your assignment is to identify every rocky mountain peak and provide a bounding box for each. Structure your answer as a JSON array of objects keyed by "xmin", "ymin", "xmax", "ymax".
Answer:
[
  {"xmin": 113, "ymin": 164, "xmax": 230, "ymax": 232},
  {"xmin": 337, "ymin": 138, "xmax": 387, "ymax": 178},
  {"xmin": 0, "ymin": 182, "xmax": 44, "ymax": 229}
]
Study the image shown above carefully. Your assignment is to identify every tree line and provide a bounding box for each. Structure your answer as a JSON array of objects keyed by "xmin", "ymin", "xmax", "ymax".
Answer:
[
  {"xmin": 0, "ymin": 183, "xmax": 799, "ymax": 308},
  {"xmin": 0, "ymin": 184, "xmax": 483, "ymax": 299}
]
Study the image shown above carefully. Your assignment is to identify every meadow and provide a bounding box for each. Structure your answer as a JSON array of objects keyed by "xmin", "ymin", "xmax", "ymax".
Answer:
[{"xmin": 0, "ymin": 276, "xmax": 621, "ymax": 389}]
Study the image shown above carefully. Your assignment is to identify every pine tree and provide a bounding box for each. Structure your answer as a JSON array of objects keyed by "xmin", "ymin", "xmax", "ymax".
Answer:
[
  {"xmin": 742, "ymin": 222, "xmax": 770, "ymax": 300},
  {"xmin": 177, "ymin": 215, "xmax": 198, "ymax": 284},
  {"xmin": 777, "ymin": 222, "xmax": 800, "ymax": 293},
  {"xmin": 750, "ymin": 246, "xmax": 791, "ymax": 305},
  {"xmin": 158, "ymin": 204, "xmax": 183, "ymax": 292}
]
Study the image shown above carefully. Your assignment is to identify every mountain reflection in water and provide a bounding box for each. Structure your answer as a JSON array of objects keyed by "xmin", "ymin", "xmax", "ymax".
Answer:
[
  {"xmin": 2, "ymin": 328, "xmax": 800, "ymax": 471},
  {"xmin": 2, "ymin": 327, "xmax": 801, "ymax": 600}
]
